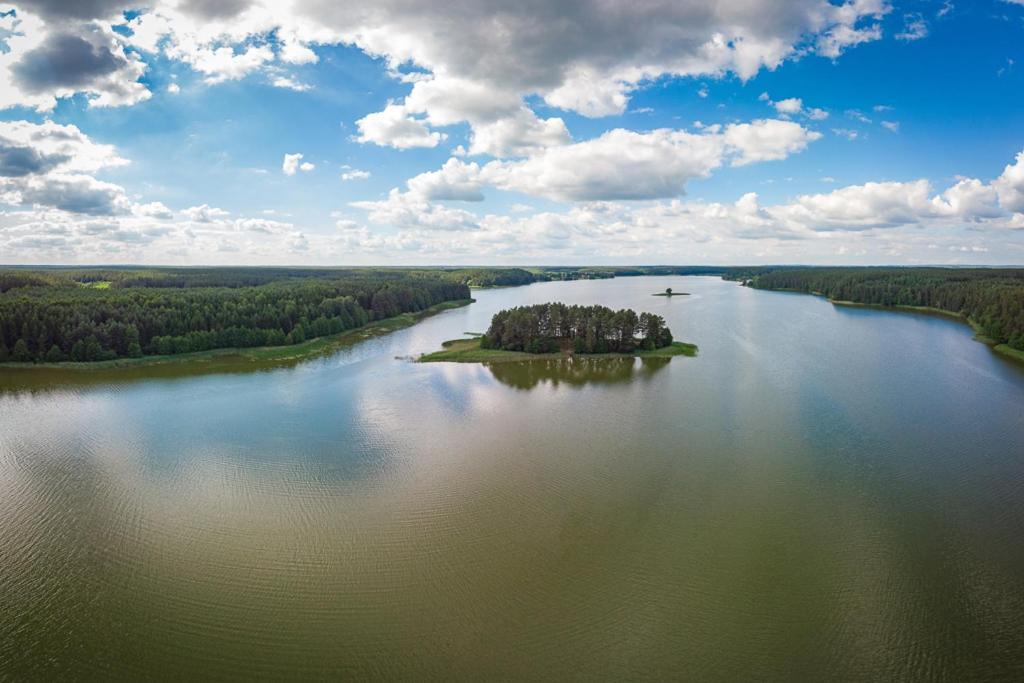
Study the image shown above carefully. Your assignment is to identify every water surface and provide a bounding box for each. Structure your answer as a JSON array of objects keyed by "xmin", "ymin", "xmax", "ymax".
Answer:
[{"xmin": 2, "ymin": 276, "xmax": 1024, "ymax": 679}]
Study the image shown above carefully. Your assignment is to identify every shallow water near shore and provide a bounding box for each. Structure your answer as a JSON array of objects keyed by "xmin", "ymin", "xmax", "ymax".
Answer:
[{"xmin": 2, "ymin": 275, "xmax": 1024, "ymax": 679}]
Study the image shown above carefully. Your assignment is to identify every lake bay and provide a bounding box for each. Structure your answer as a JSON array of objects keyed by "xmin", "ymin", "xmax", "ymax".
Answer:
[{"xmin": 2, "ymin": 275, "xmax": 1024, "ymax": 679}]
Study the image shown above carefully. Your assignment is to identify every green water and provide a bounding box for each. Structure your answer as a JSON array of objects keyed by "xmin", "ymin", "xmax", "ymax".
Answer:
[{"xmin": 2, "ymin": 276, "xmax": 1024, "ymax": 680}]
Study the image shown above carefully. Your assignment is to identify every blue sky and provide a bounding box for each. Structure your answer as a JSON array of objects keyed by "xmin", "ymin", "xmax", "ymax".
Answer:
[{"xmin": 0, "ymin": 0, "xmax": 1023, "ymax": 265}]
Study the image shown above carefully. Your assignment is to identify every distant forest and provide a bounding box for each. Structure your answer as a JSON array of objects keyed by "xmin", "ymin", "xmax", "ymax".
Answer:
[
  {"xmin": 737, "ymin": 267, "xmax": 1024, "ymax": 351},
  {"xmin": 0, "ymin": 268, "xmax": 473, "ymax": 363},
  {"xmin": 482, "ymin": 303, "xmax": 673, "ymax": 354},
  {"xmin": 4, "ymin": 264, "xmax": 1021, "ymax": 363}
]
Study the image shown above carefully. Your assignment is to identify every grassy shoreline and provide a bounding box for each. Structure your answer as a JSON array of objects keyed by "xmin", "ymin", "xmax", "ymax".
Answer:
[
  {"xmin": 418, "ymin": 337, "xmax": 698, "ymax": 364},
  {"xmin": 1, "ymin": 299, "xmax": 474, "ymax": 372}
]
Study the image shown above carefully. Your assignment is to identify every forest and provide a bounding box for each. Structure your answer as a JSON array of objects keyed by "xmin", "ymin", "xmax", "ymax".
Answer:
[
  {"xmin": 742, "ymin": 267, "xmax": 1024, "ymax": 351},
  {"xmin": 0, "ymin": 268, "xmax": 470, "ymax": 363},
  {"xmin": 481, "ymin": 303, "xmax": 673, "ymax": 354}
]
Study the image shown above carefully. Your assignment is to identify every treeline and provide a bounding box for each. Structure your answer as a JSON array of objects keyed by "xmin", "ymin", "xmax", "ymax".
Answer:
[
  {"xmin": 0, "ymin": 270, "xmax": 470, "ymax": 363},
  {"xmin": 482, "ymin": 302, "xmax": 673, "ymax": 353},
  {"xmin": 746, "ymin": 267, "xmax": 1024, "ymax": 351},
  {"xmin": 0, "ymin": 267, "xmax": 532, "ymax": 292},
  {"xmin": 446, "ymin": 268, "xmax": 541, "ymax": 287}
]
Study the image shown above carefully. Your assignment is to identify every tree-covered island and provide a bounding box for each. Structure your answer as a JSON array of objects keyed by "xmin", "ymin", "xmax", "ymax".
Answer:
[{"xmin": 419, "ymin": 302, "xmax": 697, "ymax": 363}]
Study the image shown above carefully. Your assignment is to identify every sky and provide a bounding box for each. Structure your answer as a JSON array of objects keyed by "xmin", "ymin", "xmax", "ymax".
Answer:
[{"xmin": 0, "ymin": 0, "xmax": 1023, "ymax": 266}]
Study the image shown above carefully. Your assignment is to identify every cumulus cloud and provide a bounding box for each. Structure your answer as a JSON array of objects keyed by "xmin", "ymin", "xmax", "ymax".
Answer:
[
  {"xmin": 0, "ymin": 9, "xmax": 150, "ymax": 111},
  {"xmin": 0, "ymin": 120, "xmax": 127, "ymax": 174},
  {"xmin": 760, "ymin": 92, "xmax": 829, "ymax": 120},
  {"xmin": 47, "ymin": 0, "xmax": 888, "ymax": 158},
  {"xmin": 183, "ymin": 204, "xmax": 230, "ymax": 222},
  {"xmin": 994, "ymin": 152, "xmax": 1024, "ymax": 213},
  {"xmin": 10, "ymin": 173, "xmax": 132, "ymax": 215},
  {"xmin": 271, "ymin": 74, "xmax": 311, "ymax": 91},
  {"xmin": 6, "ymin": 148, "xmax": 1024, "ymax": 265},
  {"xmin": 368, "ymin": 119, "xmax": 819, "ymax": 205},
  {"xmin": 355, "ymin": 103, "xmax": 446, "ymax": 149},
  {"xmin": 0, "ymin": 120, "xmax": 138, "ymax": 216},
  {"xmin": 342, "ymin": 148, "xmax": 1024, "ymax": 266},
  {"xmin": 282, "ymin": 152, "xmax": 314, "ymax": 175},
  {"xmin": 406, "ymin": 158, "xmax": 485, "ymax": 201},
  {"xmin": 340, "ymin": 167, "xmax": 370, "ymax": 181},
  {"xmin": 134, "ymin": 201, "xmax": 174, "ymax": 219}
]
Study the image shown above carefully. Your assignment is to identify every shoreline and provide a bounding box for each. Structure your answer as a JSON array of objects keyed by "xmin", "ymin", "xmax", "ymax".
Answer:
[
  {"xmin": 418, "ymin": 337, "xmax": 698, "ymax": 364},
  {"xmin": 828, "ymin": 299, "xmax": 1024, "ymax": 364},
  {"xmin": 0, "ymin": 299, "xmax": 474, "ymax": 372},
  {"xmin": 744, "ymin": 281, "xmax": 1024, "ymax": 365}
]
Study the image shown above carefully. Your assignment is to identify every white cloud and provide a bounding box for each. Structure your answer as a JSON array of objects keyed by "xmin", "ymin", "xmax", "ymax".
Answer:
[
  {"xmin": 340, "ymin": 167, "xmax": 371, "ymax": 181},
  {"xmin": 6, "ymin": 173, "xmax": 132, "ymax": 215},
  {"xmin": 773, "ymin": 97, "xmax": 804, "ymax": 115},
  {"xmin": 282, "ymin": 152, "xmax": 314, "ymax": 175},
  {"xmin": 271, "ymin": 75, "xmax": 311, "ymax": 91},
  {"xmin": 895, "ymin": 13, "xmax": 928, "ymax": 41},
  {"xmin": 0, "ymin": 120, "xmax": 138, "ymax": 217},
  {"xmin": 354, "ymin": 103, "xmax": 446, "ymax": 149},
  {"xmin": 847, "ymin": 109, "xmax": 872, "ymax": 123},
  {"xmin": 384, "ymin": 119, "xmax": 819, "ymax": 204},
  {"xmin": 881, "ymin": 120, "xmax": 900, "ymax": 133},
  {"xmin": 761, "ymin": 92, "xmax": 829, "ymax": 120},
  {"xmin": 183, "ymin": 204, "xmax": 230, "ymax": 222},
  {"xmin": 723, "ymin": 119, "xmax": 822, "ymax": 166},
  {"xmin": 134, "ymin": 201, "xmax": 174, "ymax": 219},
  {"xmin": 3, "ymin": 0, "xmax": 893, "ymax": 163},
  {"xmin": 0, "ymin": 9, "xmax": 151, "ymax": 111},
  {"xmin": 166, "ymin": 82, "xmax": 180, "ymax": 93},
  {"xmin": 467, "ymin": 108, "xmax": 571, "ymax": 157},
  {"xmin": 351, "ymin": 189, "xmax": 481, "ymax": 232},
  {"xmin": 0, "ymin": 120, "xmax": 127, "ymax": 175},
  {"xmin": 406, "ymin": 158, "xmax": 485, "ymax": 201},
  {"xmin": 994, "ymin": 152, "xmax": 1024, "ymax": 213}
]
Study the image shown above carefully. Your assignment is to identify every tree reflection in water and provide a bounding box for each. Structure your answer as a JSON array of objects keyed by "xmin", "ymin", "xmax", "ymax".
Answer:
[{"xmin": 485, "ymin": 356, "xmax": 670, "ymax": 390}]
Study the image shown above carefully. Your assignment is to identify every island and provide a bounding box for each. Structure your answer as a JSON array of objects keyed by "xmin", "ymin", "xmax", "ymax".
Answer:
[
  {"xmin": 652, "ymin": 287, "xmax": 689, "ymax": 297},
  {"xmin": 419, "ymin": 302, "xmax": 697, "ymax": 363}
]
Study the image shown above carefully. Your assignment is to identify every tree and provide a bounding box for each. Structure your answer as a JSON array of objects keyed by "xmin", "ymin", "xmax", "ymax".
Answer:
[
  {"xmin": 45, "ymin": 344, "xmax": 66, "ymax": 363},
  {"xmin": 12, "ymin": 339, "xmax": 30, "ymax": 362},
  {"xmin": 483, "ymin": 303, "xmax": 674, "ymax": 354}
]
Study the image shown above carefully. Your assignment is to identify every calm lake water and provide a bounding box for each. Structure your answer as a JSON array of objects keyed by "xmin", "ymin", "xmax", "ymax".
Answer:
[{"xmin": 2, "ymin": 276, "xmax": 1024, "ymax": 680}]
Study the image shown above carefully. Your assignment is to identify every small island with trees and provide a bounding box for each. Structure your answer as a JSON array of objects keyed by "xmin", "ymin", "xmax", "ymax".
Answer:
[
  {"xmin": 419, "ymin": 302, "xmax": 697, "ymax": 363},
  {"xmin": 653, "ymin": 287, "xmax": 689, "ymax": 297}
]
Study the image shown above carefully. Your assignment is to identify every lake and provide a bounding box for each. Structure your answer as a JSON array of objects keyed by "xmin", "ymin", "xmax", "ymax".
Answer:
[{"xmin": 2, "ymin": 275, "xmax": 1024, "ymax": 680}]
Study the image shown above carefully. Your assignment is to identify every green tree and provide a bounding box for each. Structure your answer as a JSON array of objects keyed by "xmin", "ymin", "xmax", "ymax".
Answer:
[{"xmin": 12, "ymin": 338, "xmax": 30, "ymax": 362}]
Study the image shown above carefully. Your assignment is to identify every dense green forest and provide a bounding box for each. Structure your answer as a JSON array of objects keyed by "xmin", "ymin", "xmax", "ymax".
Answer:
[
  {"xmin": 742, "ymin": 267, "xmax": 1024, "ymax": 351},
  {"xmin": 482, "ymin": 303, "xmax": 673, "ymax": 354},
  {"xmin": 0, "ymin": 268, "xmax": 471, "ymax": 363}
]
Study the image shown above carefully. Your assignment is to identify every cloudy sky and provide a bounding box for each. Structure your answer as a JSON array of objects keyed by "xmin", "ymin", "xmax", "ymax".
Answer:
[{"xmin": 0, "ymin": 0, "xmax": 1022, "ymax": 265}]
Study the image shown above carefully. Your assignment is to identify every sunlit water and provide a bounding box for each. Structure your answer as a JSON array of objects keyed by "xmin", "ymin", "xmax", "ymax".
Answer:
[{"xmin": 2, "ymin": 276, "xmax": 1024, "ymax": 679}]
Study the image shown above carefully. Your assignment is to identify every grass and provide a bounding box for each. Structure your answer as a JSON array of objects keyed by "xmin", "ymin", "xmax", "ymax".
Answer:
[
  {"xmin": 78, "ymin": 281, "xmax": 111, "ymax": 289},
  {"xmin": 418, "ymin": 337, "xmax": 698, "ymax": 363},
  {"xmin": 3, "ymin": 299, "xmax": 474, "ymax": 371}
]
